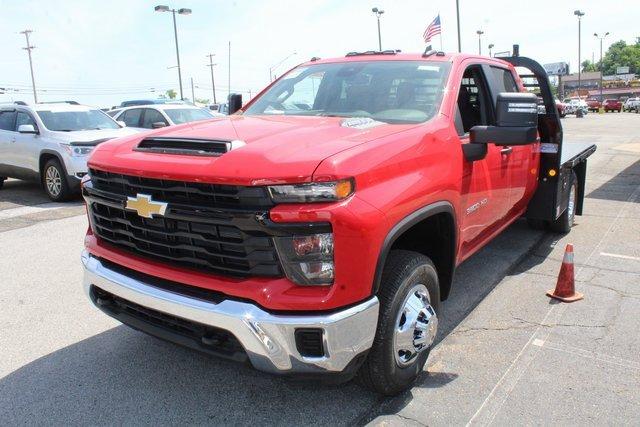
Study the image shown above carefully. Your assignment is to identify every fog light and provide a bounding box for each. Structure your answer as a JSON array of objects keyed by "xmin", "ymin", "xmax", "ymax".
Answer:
[
  {"xmin": 299, "ymin": 261, "xmax": 334, "ymax": 281},
  {"xmin": 292, "ymin": 234, "xmax": 333, "ymax": 257}
]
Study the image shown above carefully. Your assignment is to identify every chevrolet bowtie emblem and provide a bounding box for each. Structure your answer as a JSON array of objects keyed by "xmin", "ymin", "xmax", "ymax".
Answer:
[{"xmin": 125, "ymin": 193, "xmax": 168, "ymax": 218}]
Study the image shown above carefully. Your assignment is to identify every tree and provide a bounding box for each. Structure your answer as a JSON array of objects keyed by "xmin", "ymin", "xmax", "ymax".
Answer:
[
  {"xmin": 165, "ymin": 89, "xmax": 177, "ymax": 99},
  {"xmin": 581, "ymin": 60, "xmax": 597, "ymax": 72},
  {"xmin": 601, "ymin": 39, "xmax": 640, "ymax": 75}
]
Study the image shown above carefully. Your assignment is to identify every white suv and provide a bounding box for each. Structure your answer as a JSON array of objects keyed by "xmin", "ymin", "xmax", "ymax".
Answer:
[
  {"xmin": 0, "ymin": 102, "xmax": 139, "ymax": 201},
  {"xmin": 111, "ymin": 104, "xmax": 223, "ymax": 130},
  {"xmin": 623, "ymin": 97, "xmax": 640, "ymax": 112}
]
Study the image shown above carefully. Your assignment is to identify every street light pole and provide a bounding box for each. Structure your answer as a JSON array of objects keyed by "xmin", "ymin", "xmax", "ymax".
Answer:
[
  {"xmin": 155, "ymin": 5, "xmax": 192, "ymax": 100},
  {"xmin": 206, "ymin": 53, "xmax": 217, "ymax": 104},
  {"xmin": 488, "ymin": 43, "xmax": 494, "ymax": 57},
  {"xmin": 19, "ymin": 29, "xmax": 38, "ymax": 103},
  {"xmin": 594, "ymin": 32, "xmax": 609, "ymax": 103},
  {"xmin": 476, "ymin": 30, "xmax": 484, "ymax": 55},
  {"xmin": 574, "ymin": 10, "xmax": 585, "ymax": 97},
  {"xmin": 372, "ymin": 8, "xmax": 384, "ymax": 51},
  {"xmin": 456, "ymin": 0, "xmax": 461, "ymax": 52}
]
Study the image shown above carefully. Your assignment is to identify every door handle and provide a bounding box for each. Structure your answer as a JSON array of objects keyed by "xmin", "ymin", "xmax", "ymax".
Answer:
[{"xmin": 500, "ymin": 146, "xmax": 513, "ymax": 155}]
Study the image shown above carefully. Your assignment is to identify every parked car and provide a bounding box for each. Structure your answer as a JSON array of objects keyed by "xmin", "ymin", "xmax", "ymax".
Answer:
[
  {"xmin": 80, "ymin": 53, "xmax": 596, "ymax": 395},
  {"xmin": 603, "ymin": 99, "xmax": 622, "ymax": 113},
  {"xmin": 623, "ymin": 97, "xmax": 640, "ymax": 112},
  {"xmin": 119, "ymin": 99, "xmax": 188, "ymax": 108},
  {"xmin": 563, "ymin": 98, "xmax": 589, "ymax": 116},
  {"xmin": 209, "ymin": 103, "xmax": 229, "ymax": 115},
  {"xmin": 0, "ymin": 101, "xmax": 139, "ymax": 200},
  {"xmin": 586, "ymin": 98, "xmax": 601, "ymax": 112},
  {"xmin": 111, "ymin": 104, "xmax": 223, "ymax": 130}
]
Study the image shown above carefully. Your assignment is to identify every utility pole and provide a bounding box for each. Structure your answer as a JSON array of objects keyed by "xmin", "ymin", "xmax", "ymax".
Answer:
[
  {"xmin": 20, "ymin": 30, "xmax": 38, "ymax": 103},
  {"xmin": 228, "ymin": 41, "xmax": 231, "ymax": 100},
  {"xmin": 205, "ymin": 53, "xmax": 217, "ymax": 104},
  {"xmin": 455, "ymin": 0, "xmax": 461, "ymax": 52},
  {"xmin": 574, "ymin": 10, "xmax": 585, "ymax": 97},
  {"xmin": 190, "ymin": 77, "xmax": 195, "ymax": 103},
  {"xmin": 594, "ymin": 32, "xmax": 609, "ymax": 102}
]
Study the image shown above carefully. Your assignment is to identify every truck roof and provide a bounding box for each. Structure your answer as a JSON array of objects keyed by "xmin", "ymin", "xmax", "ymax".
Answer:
[{"xmin": 300, "ymin": 52, "xmax": 510, "ymax": 67}]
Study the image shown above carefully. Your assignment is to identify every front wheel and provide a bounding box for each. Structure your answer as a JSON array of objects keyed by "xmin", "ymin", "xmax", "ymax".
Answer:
[
  {"xmin": 358, "ymin": 250, "xmax": 441, "ymax": 396},
  {"xmin": 42, "ymin": 158, "xmax": 71, "ymax": 201}
]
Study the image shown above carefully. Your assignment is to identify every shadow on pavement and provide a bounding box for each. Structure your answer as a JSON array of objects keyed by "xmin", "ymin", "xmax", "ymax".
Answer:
[
  {"xmin": 0, "ymin": 179, "xmax": 82, "ymax": 207},
  {"xmin": 587, "ymin": 159, "xmax": 640, "ymax": 203},
  {"xmin": 0, "ymin": 221, "xmax": 554, "ymax": 426}
]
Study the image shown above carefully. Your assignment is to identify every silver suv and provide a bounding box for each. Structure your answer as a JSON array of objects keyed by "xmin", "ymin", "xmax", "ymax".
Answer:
[{"xmin": 0, "ymin": 102, "xmax": 139, "ymax": 201}]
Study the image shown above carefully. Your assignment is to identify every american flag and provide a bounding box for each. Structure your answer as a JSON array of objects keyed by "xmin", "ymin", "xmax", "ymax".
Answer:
[{"xmin": 423, "ymin": 14, "xmax": 441, "ymax": 43}]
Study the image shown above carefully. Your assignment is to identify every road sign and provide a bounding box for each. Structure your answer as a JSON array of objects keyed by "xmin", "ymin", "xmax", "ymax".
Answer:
[
  {"xmin": 543, "ymin": 62, "xmax": 569, "ymax": 76},
  {"xmin": 616, "ymin": 66, "xmax": 630, "ymax": 75}
]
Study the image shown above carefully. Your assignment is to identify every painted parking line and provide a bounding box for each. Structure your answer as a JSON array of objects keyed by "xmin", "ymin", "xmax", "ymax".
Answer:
[
  {"xmin": 0, "ymin": 203, "xmax": 78, "ymax": 220},
  {"xmin": 600, "ymin": 252, "xmax": 640, "ymax": 262}
]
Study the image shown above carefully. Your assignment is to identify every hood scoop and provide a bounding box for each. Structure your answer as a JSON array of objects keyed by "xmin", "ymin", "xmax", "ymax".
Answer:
[{"xmin": 134, "ymin": 137, "xmax": 234, "ymax": 156}]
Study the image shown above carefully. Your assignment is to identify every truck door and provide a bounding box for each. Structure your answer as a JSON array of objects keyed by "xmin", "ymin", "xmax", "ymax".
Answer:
[
  {"xmin": 456, "ymin": 65, "xmax": 512, "ymax": 254},
  {"xmin": 486, "ymin": 66, "xmax": 538, "ymax": 213},
  {"xmin": 12, "ymin": 111, "xmax": 41, "ymax": 173}
]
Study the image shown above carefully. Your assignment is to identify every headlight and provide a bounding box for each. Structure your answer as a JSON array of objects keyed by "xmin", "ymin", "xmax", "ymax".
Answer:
[
  {"xmin": 62, "ymin": 144, "xmax": 94, "ymax": 157},
  {"xmin": 274, "ymin": 233, "xmax": 334, "ymax": 285},
  {"xmin": 267, "ymin": 179, "xmax": 354, "ymax": 203}
]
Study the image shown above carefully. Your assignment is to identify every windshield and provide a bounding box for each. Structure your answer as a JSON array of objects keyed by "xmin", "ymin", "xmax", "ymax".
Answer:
[
  {"xmin": 37, "ymin": 109, "xmax": 120, "ymax": 131},
  {"xmin": 164, "ymin": 108, "xmax": 213, "ymax": 124},
  {"xmin": 244, "ymin": 60, "xmax": 451, "ymax": 124}
]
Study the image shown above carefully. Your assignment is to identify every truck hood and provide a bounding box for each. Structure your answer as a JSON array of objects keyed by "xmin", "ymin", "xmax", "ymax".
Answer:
[
  {"xmin": 52, "ymin": 127, "xmax": 140, "ymax": 145},
  {"xmin": 89, "ymin": 115, "xmax": 416, "ymax": 185}
]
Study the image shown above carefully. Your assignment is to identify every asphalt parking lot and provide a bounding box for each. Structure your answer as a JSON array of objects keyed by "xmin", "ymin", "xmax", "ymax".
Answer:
[{"xmin": 1, "ymin": 112, "xmax": 639, "ymax": 425}]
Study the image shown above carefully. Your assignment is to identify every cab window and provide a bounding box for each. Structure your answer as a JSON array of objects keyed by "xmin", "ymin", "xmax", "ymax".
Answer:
[
  {"xmin": 0, "ymin": 111, "xmax": 17, "ymax": 131},
  {"xmin": 15, "ymin": 112, "xmax": 37, "ymax": 131},
  {"xmin": 119, "ymin": 108, "xmax": 143, "ymax": 127},
  {"xmin": 490, "ymin": 67, "xmax": 519, "ymax": 93},
  {"xmin": 455, "ymin": 66, "xmax": 492, "ymax": 135},
  {"xmin": 141, "ymin": 109, "xmax": 168, "ymax": 128}
]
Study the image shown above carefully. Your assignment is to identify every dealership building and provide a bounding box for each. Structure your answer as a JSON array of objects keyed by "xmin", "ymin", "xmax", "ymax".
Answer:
[{"xmin": 560, "ymin": 71, "xmax": 640, "ymax": 100}]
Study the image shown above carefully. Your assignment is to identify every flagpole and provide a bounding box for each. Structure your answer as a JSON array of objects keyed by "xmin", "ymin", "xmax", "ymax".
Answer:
[{"xmin": 438, "ymin": 12, "xmax": 443, "ymax": 51}]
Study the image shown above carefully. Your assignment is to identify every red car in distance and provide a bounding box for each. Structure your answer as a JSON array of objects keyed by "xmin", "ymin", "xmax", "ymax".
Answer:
[
  {"xmin": 586, "ymin": 98, "xmax": 601, "ymax": 112},
  {"xmin": 603, "ymin": 99, "xmax": 622, "ymax": 112}
]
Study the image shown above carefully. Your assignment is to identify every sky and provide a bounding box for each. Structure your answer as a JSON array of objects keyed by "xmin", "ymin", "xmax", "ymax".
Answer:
[{"xmin": 0, "ymin": 0, "xmax": 635, "ymax": 108}]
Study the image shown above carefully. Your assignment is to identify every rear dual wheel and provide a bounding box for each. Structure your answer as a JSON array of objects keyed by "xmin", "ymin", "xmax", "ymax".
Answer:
[
  {"xmin": 527, "ymin": 172, "xmax": 577, "ymax": 233},
  {"xmin": 358, "ymin": 250, "xmax": 441, "ymax": 396}
]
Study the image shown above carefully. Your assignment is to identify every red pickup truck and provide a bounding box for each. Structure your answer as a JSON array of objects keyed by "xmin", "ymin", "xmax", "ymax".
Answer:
[{"xmin": 81, "ymin": 50, "xmax": 595, "ymax": 395}]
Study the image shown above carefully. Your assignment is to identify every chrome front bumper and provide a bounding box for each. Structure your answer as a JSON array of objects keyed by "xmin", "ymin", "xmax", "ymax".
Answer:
[{"xmin": 81, "ymin": 251, "xmax": 379, "ymax": 374}]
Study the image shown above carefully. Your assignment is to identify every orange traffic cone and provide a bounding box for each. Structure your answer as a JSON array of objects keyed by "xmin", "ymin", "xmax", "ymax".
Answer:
[{"xmin": 547, "ymin": 244, "xmax": 583, "ymax": 302}]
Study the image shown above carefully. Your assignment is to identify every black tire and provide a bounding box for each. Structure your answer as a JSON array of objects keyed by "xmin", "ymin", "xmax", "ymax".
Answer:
[
  {"xmin": 42, "ymin": 158, "xmax": 71, "ymax": 201},
  {"xmin": 549, "ymin": 172, "xmax": 578, "ymax": 234},
  {"xmin": 358, "ymin": 250, "xmax": 441, "ymax": 396},
  {"xmin": 0, "ymin": 177, "xmax": 5, "ymax": 190}
]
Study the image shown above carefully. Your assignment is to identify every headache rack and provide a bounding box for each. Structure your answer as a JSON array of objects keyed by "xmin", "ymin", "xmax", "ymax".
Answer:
[{"xmin": 501, "ymin": 47, "xmax": 596, "ymax": 222}]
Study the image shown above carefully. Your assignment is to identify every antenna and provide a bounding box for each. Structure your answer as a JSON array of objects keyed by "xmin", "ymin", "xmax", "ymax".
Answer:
[{"xmin": 20, "ymin": 29, "xmax": 38, "ymax": 103}]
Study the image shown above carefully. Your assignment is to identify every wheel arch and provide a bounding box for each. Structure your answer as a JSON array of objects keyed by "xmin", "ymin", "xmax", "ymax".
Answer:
[{"xmin": 372, "ymin": 201, "xmax": 458, "ymax": 301}]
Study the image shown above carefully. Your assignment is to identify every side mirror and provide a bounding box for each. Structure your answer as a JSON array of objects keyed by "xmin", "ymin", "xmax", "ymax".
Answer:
[
  {"xmin": 18, "ymin": 124, "xmax": 38, "ymax": 134},
  {"xmin": 117, "ymin": 120, "xmax": 126, "ymax": 127},
  {"xmin": 468, "ymin": 92, "xmax": 539, "ymax": 148},
  {"xmin": 151, "ymin": 122, "xmax": 167, "ymax": 129},
  {"xmin": 228, "ymin": 93, "xmax": 243, "ymax": 115}
]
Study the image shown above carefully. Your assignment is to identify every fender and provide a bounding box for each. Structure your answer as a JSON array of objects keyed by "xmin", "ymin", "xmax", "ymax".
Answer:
[
  {"xmin": 372, "ymin": 200, "xmax": 458, "ymax": 296},
  {"xmin": 39, "ymin": 149, "xmax": 79, "ymax": 190}
]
